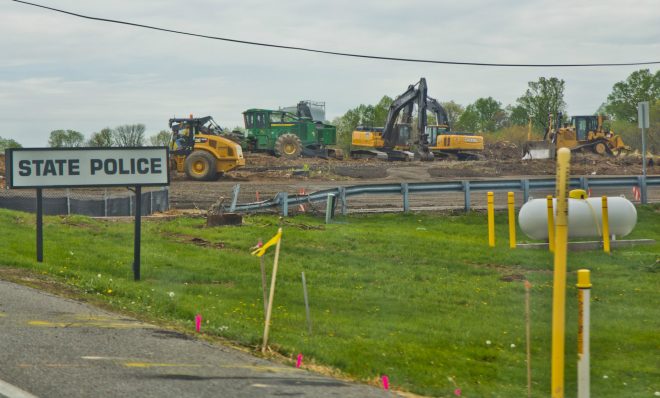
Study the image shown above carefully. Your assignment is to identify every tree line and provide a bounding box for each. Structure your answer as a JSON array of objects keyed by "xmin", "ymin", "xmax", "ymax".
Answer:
[
  {"xmin": 331, "ymin": 69, "xmax": 659, "ymax": 152},
  {"xmin": 47, "ymin": 125, "xmax": 171, "ymax": 149},
  {"xmin": 0, "ymin": 69, "xmax": 657, "ymax": 152}
]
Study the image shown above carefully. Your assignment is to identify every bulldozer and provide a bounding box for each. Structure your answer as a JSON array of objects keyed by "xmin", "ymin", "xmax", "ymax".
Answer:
[
  {"xmin": 168, "ymin": 116, "xmax": 245, "ymax": 181},
  {"xmin": 523, "ymin": 114, "xmax": 629, "ymax": 159}
]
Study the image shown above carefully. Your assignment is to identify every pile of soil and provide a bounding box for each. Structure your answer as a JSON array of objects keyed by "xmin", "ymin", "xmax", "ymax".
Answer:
[{"xmin": 483, "ymin": 141, "xmax": 522, "ymax": 160}]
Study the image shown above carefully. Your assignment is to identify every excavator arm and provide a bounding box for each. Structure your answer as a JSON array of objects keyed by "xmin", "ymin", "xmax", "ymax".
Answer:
[
  {"xmin": 427, "ymin": 96, "xmax": 449, "ymax": 128},
  {"xmin": 382, "ymin": 82, "xmax": 421, "ymax": 147}
]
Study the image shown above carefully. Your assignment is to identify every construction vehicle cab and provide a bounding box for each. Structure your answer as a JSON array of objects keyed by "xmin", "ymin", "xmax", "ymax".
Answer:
[
  {"xmin": 524, "ymin": 114, "xmax": 629, "ymax": 159},
  {"xmin": 243, "ymin": 103, "xmax": 341, "ymax": 159},
  {"xmin": 168, "ymin": 116, "xmax": 245, "ymax": 181}
]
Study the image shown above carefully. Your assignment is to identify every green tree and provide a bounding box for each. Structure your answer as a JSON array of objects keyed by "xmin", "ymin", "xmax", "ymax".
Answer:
[
  {"xmin": 456, "ymin": 97, "xmax": 505, "ymax": 132},
  {"xmin": 149, "ymin": 130, "xmax": 171, "ymax": 146},
  {"xmin": 48, "ymin": 129, "xmax": 85, "ymax": 147},
  {"xmin": 87, "ymin": 127, "xmax": 113, "ymax": 147},
  {"xmin": 0, "ymin": 136, "xmax": 22, "ymax": 150},
  {"xmin": 506, "ymin": 104, "xmax": 529, "ymax": 126},
  {"xmin": 516, "ymin": 77, "xmax": 566, "ymax": 133},
  {"xmin": 605, "ymin": 69, "xmax": 660, "ymax": 122},
  {"xmin": 373, "ymin": 96, "xmax": 393, "ymax": 126},
  {"xmin": 440, "ymin": 101, "xmax": 464, "ymax": 127},
  {"xmin": 113, "ymin": 124, "xmax": 145, "ymax": 147}
]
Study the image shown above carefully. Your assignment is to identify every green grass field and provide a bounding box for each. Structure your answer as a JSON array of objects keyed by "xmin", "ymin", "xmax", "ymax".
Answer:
[{"xmin": 0, "ymin": 206, "xmax": 658, "ymax": 397}]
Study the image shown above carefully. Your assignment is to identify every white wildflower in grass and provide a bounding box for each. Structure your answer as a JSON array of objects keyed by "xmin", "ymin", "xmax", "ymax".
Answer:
[
  {"xmin": 654, "ymin": 391, "xmax": 660, "ymax": 396},
  {"xmin": 486, "ymin": 340, "xmax": 492, "ymax": 345},
  {"xmin": 603, "ymin": 375, "xmax": 608, "ymax": 379},
  {"xmin": 97, "ymin": 274, "xmax": 101, "ymax": 278},
  {"xmin": 168, "ymin": 291, "xmax": 175, "ymax": 298},
  {"xmin": 510, "ymin": 344, "xmax": 516, "ymax": 348}
]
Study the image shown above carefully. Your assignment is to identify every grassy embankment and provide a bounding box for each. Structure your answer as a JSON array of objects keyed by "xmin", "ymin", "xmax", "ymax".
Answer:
[{"xmin": 0, "ymin": 206, "xmax": 658, "ymax": 397}]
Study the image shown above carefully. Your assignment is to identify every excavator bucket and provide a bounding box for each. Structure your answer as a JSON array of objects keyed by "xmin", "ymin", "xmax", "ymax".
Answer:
[{"xmin": 522, "ymin": 141, "xmax": 555, "ymax": 160}]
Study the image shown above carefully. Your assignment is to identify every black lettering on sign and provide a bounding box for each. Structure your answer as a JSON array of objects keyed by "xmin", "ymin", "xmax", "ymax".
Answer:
[
  {"xmin": 151, "ymin": 158, "xmax": 162, "ymax": 174},
  {"xmin": 137, "ymin": 158, "xmax": 149, "ymax": 174},
  {"xmin": 43, "ymin": 160, "xmax": 57, "ymax": 176},
  {"xmin": 32, "ymin": 160, "xmax": 44, "ymax": 176},
  {"xmin": 90, "ymin": 159, "xmax": 103, "ymax": 175},
  {"xmin": 18, "ymin": 160, "xmax": 31, "ymax": 176},
  {"xmin": 69, "ymin": 159, "xmax": 80, "ymax": 175},
  {"xmin": 55, "ymin": 159, "xmax": 67, "ymax": 175},
  {"xmin": 104, "ymin": 159, "xmax": 117, "ymax": 175},
  {"xmin": 119, "ymin": 159, "xmax": 130, "ymax": 175}
]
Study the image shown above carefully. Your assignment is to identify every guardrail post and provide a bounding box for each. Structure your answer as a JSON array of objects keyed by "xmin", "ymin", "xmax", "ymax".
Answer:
[
  {"xmin": 280, "ymin": 192, "xmax": 288, "ymax": 217},
  {"xmin": 149, "ymin": 190, "xmax": 153, "ymax": 215},
  {"xmin": 401, "ymin": 183, "xmax": 410, "ymax": 213},
  {"xmin": 579, "ymin": 176, "xmax": 589, "ymax": 192},
  {"xmin": 129, "ymin": 191, "xmax": 133, "ymax": 216},
  {"xmin": 522, "ymin": 179, "xmax": 530, "ymax": 203},
  {"xmin": 339, "ymin": 187, "xmax": 347, "ymax": 215},
  {"xmin": 638, "ymin": 175, "xmax": 647, "ymax": 204},
  {"xmin": 230, "ymin": 184, "xmax": 240, "ymax": 212},
  {"xmin": 325, "ymin": 194, "xmax": 335, "ymax": 224},
  {"xmin": 463, "ymin": 181, "xmax": 471, "ymax": 212}
]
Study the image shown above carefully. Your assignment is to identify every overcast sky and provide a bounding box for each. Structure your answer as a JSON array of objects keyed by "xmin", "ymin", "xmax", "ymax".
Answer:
[{"xmin": 1, "ymin": 0, "xmax": 659, "ymax": 146}]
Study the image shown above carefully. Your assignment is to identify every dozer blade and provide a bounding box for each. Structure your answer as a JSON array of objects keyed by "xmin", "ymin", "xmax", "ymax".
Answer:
[{"xmin": 523, "ymin": 141, "xmax": 554, "ymax": 160}]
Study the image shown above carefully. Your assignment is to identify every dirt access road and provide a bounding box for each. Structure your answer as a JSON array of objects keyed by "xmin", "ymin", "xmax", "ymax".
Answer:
[{"xmin": 169, "ymin": 149, "xmax": 659, "ymax": 210}]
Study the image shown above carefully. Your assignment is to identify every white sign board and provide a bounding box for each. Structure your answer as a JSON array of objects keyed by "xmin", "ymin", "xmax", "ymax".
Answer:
[
  {"xmin": 638, "ymin": 101, "xmax": 650, "ymax": 129},
  {"xmin": 6, "ymin": 147, "xmax": 169, "ymax": 188}
]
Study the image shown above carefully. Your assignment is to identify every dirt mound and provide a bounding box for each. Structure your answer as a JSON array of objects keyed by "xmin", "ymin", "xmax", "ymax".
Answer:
[{"xmin": 483, "ymin": 141, "xmax": 521, "ymax": 160}]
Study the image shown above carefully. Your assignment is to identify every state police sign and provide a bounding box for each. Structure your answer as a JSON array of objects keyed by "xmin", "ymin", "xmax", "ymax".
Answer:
[{"xmin": 5, "ymin": 147, "xmax": 169, "ymax": 188}]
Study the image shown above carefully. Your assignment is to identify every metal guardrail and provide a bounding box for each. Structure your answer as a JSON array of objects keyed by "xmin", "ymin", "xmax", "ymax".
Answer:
[{"xmin": 229, "ymin": 175, "xmax": 660, "ymax": 215}]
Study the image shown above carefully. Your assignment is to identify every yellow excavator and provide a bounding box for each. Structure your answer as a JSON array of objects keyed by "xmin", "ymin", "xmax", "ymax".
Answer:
[
  {"xmin": 425, "ymin": 96, "xmax": 484, "ymax": 160},
  {"xmin": 350, "ymin": 78, "xmax": 484, "ymax": 161},
  {"xmin": 168, "ymin": 116, "xmax": 245, "ymax": 180},
  {"xmin": 523, "ymin": 114, "xmax": 629, "ymax": 159}
]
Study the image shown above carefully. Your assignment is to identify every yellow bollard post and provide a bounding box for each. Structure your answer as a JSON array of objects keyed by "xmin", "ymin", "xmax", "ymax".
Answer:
[
  {"xmin": 551, "ymin": 148, "xmax": 571, "ymax": 398},
  {"xmin": 577, "ymin": 269, "xmax": 592, "ymax": 398},
  {"xmin": 601, "ymin": 196, "xmax": 610, "ymax": 254},
  {"xmin": 508, "ymin": 192, "xmax": 516, "ymax": 249},
  {"xmin": 547, "ymin": 195, "xmax": 555, "ymax": 252},
  {"xmin": 487, "ymin": 192, "xmax": 495, "ymax": 247}
]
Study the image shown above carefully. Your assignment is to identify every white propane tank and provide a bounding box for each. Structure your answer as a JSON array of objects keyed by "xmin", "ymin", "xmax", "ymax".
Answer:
[{"xmin": 518, "ymin": 196, "xmax": 637, "ymax": 240}]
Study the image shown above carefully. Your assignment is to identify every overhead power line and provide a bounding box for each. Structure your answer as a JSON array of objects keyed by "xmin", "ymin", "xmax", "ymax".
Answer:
[{"xmin": 11, "ymin": 0, "xmax": 660, "ymax": 68}]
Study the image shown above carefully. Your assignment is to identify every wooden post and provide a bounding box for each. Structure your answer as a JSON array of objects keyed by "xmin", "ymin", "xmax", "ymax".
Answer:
[
  {"xmin": 259, "ymin": 239, "xmax": 268, "ymax": 319},
  {"xmin": 302, "ymin": 272, "xmax": 312, "ymax": 335},
  {"xmin": 262, "ymin": 228, "xmax": 283, "ymax": 353}
]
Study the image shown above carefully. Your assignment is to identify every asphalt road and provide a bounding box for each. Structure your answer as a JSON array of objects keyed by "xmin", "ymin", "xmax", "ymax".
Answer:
[{"xmin": 0, "ymin": 280, "xmax": 393, "ymax": 398}]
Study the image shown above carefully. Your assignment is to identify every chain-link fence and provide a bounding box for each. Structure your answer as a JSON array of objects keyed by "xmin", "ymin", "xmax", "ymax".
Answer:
[{"xmin": 0, "ymin": 187, "xmax": 169, "ymax": 216}]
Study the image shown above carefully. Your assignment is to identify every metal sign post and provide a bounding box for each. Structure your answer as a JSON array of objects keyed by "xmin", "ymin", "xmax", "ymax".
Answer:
[{"xmin": 133, "ymin": 185, "xmax": 142, "ymax": 281}]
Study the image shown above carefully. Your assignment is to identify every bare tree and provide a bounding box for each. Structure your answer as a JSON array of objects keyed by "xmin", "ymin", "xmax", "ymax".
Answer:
[{"xmin": 113, "ymin": 124, "xmax": 146, "ymax": 147}]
